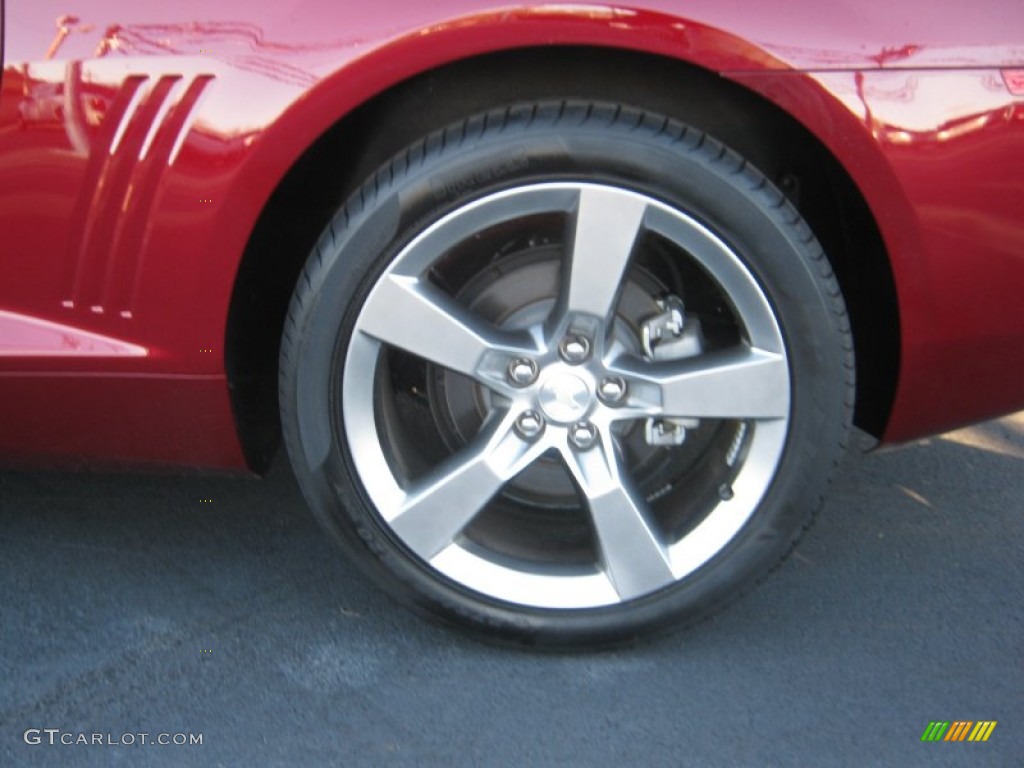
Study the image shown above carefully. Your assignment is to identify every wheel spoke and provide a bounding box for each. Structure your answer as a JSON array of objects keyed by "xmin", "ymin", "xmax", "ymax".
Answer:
[
  {"xmin": 614, "ymin": 347, "xmax": 789, "ymax": 420},
  {"xmin": 389, "ymin": 413, "xmax": 547, "ymax": 561},
  {"xmin": 358, "ymin": 275, "xmax": 534, "ymax": 378},
  {"xmin": 565, "ymin": 440, "xmax": 676, "ymax": 600},
  {"xmin": 559, "ymin": 186, "xmax": 648, "ymax": 322}
]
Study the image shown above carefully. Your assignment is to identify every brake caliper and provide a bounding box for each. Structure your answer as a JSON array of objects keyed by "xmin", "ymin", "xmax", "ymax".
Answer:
[{"xmin": 641, "ymin": 295, "xmax": 703, "ymax": 446}]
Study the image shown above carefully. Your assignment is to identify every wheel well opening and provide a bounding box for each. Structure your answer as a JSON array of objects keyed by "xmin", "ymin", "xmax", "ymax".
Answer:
[{"xmin": 225, "ymin": 46, "xmax": 899, "ymax": 471}]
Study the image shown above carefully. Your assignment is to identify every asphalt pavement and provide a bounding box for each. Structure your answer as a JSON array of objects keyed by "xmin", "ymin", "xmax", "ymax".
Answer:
[{"xmin": 1, "ymin": 414, "xmax": 1021, "ymax": 767}]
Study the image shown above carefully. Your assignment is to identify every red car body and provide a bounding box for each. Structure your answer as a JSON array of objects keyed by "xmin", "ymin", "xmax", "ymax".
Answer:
[{"xmin": 2, "ymin": 0, "xmax": 1023, "ymax": 470}]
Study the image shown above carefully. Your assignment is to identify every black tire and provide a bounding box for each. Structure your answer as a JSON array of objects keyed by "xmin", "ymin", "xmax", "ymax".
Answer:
[{"xmin": 280, "ymin": 102, "xmax": 853, "ymax": 648}]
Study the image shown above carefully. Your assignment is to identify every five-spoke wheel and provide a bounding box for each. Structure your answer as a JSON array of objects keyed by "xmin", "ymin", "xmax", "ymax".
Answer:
[
  {"xmin": 344, "ymin": 183, "xmax": 790, "ymax": 609},
  {"xmin": 280, "ymin": 102, "xmax": 852, "ymax": 646}
]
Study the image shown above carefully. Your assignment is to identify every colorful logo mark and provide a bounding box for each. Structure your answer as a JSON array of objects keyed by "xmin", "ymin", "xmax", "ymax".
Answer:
[{"xmin": 921, "ymin": 721, "xmax": 997, "ymax": 742}]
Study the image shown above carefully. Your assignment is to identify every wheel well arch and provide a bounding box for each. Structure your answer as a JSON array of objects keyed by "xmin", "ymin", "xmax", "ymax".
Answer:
[{"xmin": 225, "ymin": 46, "xmax": 898, "ymax": 472}]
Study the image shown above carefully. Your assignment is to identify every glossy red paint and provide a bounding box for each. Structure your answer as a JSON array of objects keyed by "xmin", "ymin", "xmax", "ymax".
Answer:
[
  {"xmin": 732, "ymin": 67, "xmax": 1024, "ymax": 440},
  {"xmin": 1, "ymin": 1, "xmax": 1022, "ymax": 467},
  {"xmin": 0, "ymin": 373, "xmax": 243, "ymax": 468}
]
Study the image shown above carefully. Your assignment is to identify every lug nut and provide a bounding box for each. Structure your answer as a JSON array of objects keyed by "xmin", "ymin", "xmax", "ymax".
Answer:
[
  {"xmin": 597, "ymin": 376, "xmax": 627, "ymax": 405},
  {"xmin": 568, "ymin": 422, "xmax": 598, "ymax": 450},
  {"xmin": 559, "ymin": 335, "xmax": 591, "ymax": 364},
  {"xmin": 514, "ymin": 411, "xmax": 545, "ymax": 440},
  {"xmin": 507, "ymin": 358, "xmax": 539, "ymax": 387}
]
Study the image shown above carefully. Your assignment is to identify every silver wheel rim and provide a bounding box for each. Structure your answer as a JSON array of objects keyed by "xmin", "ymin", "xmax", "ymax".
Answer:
[{"xmin": 343, "ymin": 183, "xmax": 790, "ymax": 609}]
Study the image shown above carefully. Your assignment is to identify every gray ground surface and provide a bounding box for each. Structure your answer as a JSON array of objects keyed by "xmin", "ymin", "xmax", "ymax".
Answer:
[{"xmin": 1, "ymin": 415, "xmax": 1021, "ymax": 767}]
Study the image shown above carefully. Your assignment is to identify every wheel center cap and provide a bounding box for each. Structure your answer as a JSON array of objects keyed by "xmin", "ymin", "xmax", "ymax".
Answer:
[{"xmin": 538, "ymin": 373, "xmax": 591, "ymax": 423}]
